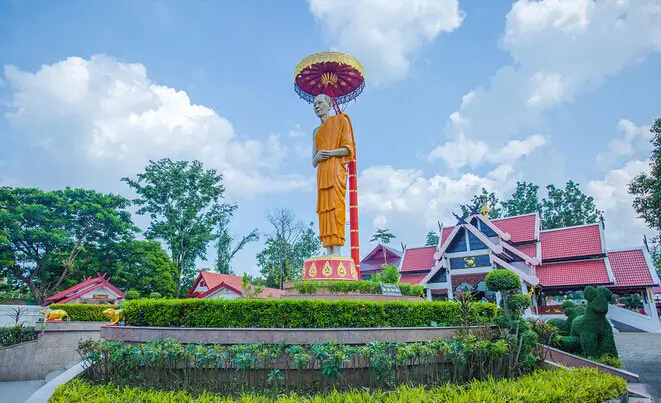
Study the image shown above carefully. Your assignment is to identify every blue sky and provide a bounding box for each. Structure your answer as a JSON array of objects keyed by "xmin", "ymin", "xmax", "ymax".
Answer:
[{"xmin": 1, "ymin": 0, "xmax": 660, "ymax": 277}]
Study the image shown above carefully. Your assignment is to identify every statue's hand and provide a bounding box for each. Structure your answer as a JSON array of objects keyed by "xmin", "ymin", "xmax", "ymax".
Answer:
[{"xmin": 314, "ymin": 150, "xmax": 331, "ymax": 163}]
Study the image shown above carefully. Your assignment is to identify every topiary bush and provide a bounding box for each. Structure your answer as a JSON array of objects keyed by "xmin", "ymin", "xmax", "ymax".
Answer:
[
  {"xmin": 570, "ymin": 286, "xmax": 618, "ymax": 358},
  {"xmin": 125, "ymin": 290, "xmax": 140, "ymax": 300},
  {"xmin": 505, "ymin": 293, "xmax": 531, "ymax": 316},
  {"xmin": 148, "ymin": 292, "xmax": 163, "ymax": 299},
  {"xmin": 122, "ymin": 298, "xmax": 498, "ymax": 328},
  {"xmin": 49, "ymin": 303, "xmax": 114, "ymax": 321},
  {"xmin": 485, "ymin": 269, "xmax": 522, "ymax": 318},
  {"xmin": 548, "ymin": 300, "xmax": 586, "ymax": 335}
]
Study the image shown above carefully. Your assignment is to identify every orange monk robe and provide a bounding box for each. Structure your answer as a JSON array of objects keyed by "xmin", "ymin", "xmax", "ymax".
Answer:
[{"xmin": 315, "ymin": 114, "xmax": 355, "ymax": 247}]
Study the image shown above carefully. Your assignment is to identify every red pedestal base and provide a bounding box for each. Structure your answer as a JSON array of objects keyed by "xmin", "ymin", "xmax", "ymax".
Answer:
[{"xmin": 302, "ymin": 256, "xmax": 359, "ymax": 281}]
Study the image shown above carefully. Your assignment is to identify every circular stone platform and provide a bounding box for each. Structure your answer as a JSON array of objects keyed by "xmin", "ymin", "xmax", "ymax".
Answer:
[{"xmin": 302, "ymin": 256, "xmax": 358, "ymax": 281}]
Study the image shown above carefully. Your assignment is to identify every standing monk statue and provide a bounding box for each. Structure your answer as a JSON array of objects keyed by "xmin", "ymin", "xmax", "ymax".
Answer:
[{"xmin": 312, "ymin": 94, "xmax": 355, "ymax": 256}]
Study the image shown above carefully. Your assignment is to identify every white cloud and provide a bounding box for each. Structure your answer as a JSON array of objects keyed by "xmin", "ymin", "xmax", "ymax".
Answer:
[
  {"xmin": 586, "ymin": 159, "xmax": 654, "ymax": 247},
  {"xmin": 428, "ymin": 133, "xmax": 546, "ymax": 169},
  {"xmin": 596, "ymin": 119, "xmax": 652, "ymax": 170},
  {"xmin": 308, "ymin": 0, "xmax": 464, "ymax": 84},
  {"xmin": 446, "ymin": 0, "xmax": 661, "ymax": 144},
  {"xmin": 2, "ymin": 55, "xmax": 311, "ymax": 196},
  {"xmin": 358, "ymin": 164, "xmax": 519, "ymax": 240}
]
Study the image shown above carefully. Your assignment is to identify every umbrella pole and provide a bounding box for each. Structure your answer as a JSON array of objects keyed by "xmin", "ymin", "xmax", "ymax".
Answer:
[{"xmin": 327, "ymin": 88, "xmax": 360, "ymax": 277}]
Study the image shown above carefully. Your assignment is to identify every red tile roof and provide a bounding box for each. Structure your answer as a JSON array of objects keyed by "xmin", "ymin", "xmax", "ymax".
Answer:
[
  {"xmin": 540, "ymin": 224, "xmax": 603, "ymax": 261},
  {"xmin": 537, "ymin": 259, "xmax": 611, "ymax": 287},
  {"xmin": 188, "ymin": 272, "xmax": 283, "ymax": 299},
  {"xmin": 45, "ymin": 273, "xmax": 123, "ymax": 306},
  {"xmin": 607, "ymin": 249, "xmax": 657, "ymax": 288},
  {"xmin": 400, "ymin": 246, "xmax": 437, "ymax": 272},
  {"xmin": 440, "ymin": 214, "xmax": 538, "ymax": 244},
  {"xmin": 491, "ymin": 214, "xmax": 537, "ymax": 243},
  {"xmin": 399, "ymin": 274, "xmax": 428, "ymax": 285},
  {"xmin": 516, "ymin": 243, "xmax": 537, "ymax": 258}
]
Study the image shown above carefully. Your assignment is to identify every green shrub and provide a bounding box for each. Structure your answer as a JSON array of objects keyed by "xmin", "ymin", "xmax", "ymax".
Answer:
[
  {"xmin": 125, "ymin": 290, "xmax": 140, "ymax": 300},
  {"xmin": 49, "ymin": 303, "xmax": 113, "ymax": 321},
  {"xmin": 591, "ymin": 353, "xmax": 624, "ymax": 369},
  {"xmin": 0, "ymin": 325, "xmax": 38, "ymax": 347},
  {"xmin": 50, "ymin": 367, "xmax": 626, "ymax": 403},
  {"xmin": 485, "ymin": 270, "xmax": 521, "ymax": 292},
  {"xmin": 369, "ymin": 264, "xmax": 399, "ymax": 284},
  {"xmin": 122, "ymin": 299, "xmax": 498, "ymax": 328},
  {"xmin": 293, "ymin": 280, "xmax": 424, "ymax": 297},
  {"xmin": 506, "ymin": 293, "xmax": 531, "ymax": 314},
  {"xmin": 570, "ymin": 286, "xmax": 618, "ymax": 358},
  {"xmin": 77, "ymin": 336, "xmax": 523, "ymax": 393},
  {"xmin": 148, "ymin": 292, "xmax": 163, "ymax": 299}
]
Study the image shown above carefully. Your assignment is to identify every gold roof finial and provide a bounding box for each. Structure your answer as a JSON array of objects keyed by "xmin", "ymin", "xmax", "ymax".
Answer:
[{"xmin": 480, "ymin": 198, "xmax": 491, "ymax": 219}]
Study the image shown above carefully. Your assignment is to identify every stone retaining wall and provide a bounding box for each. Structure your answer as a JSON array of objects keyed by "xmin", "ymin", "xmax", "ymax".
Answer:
[
  {"xmin": 102, "ymin": 325, "xmax": 472, "ymax": 344},
  {"xmin": 0, "ymin": 322, "xmax": 104, "ymax": 381}
]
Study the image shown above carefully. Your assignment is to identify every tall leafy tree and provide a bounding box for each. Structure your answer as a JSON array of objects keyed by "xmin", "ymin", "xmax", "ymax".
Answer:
[
  {"xmin": 460, "ymin": 188, "xmax": 501, "ymax": 219},
  {"xmin": 541, "ymin": 181, "xmax": 603, "ymax": 229},
  {"xmin": 425, "ymin": 230, "xmax": 439, "ymax": 247},
  {"xmin": 0, "ymin": 187, "xmax": 136, "ymax": 304},
  {"xmin": 215, "ymin": 205, "xmax": 259, "ymax": 275},
  {"xmin": 370, "ymin": 228, "xmax": 396, "ymax": 265},
  {"xmin": 257, "ymin": 209, "xmax": 321, "ymax": 288},
  {"xmin": 122, "ymin": 159, "xmax": 233, "ymax": 297},
  {"xmin": 501, "ymin": 181, "xmax": 542, "ymax": 217},
  {"xmin": 628, "ymin": 118, "xmax": 661, "ymax": 232}
]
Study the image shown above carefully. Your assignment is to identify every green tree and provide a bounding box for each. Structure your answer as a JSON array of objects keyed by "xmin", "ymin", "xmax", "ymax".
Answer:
[
  {"xmin": 215, "ymin": 206, "xmax": 259, "ymax": 275},
  {"xmin": 501, "ymin": 181, "xmax": 542, "ymax": 217},
  {"xmin": 628, "ymin": 118, "xmax": 661, "ymax": 232},
  {"xmin": 0, "ymin": 187, "xmax": 136, "ymax": 304},
  {"xmin": 460, "ymin": 188, "xmax": 501, "ymax": 219},
  {"xmin": 541, "ymin": 181, "xmax": 603, "ymax": 229},
  {"xmin": 425, "ymin": 230, "xmax": 439, "ymax": 247},
  {"xmin": 122, "ymin": 159, "xmax": 233, "ymax": 297},
  {"xmin": 370, "ymin": 228, "xmax": 396, "ymax": 265},
  {"xmin": 111, "ymin": 241, "xmax": 177, "ymax": 298},
  {"xmin": 257, "ymin": 209, "xmax": 321, "ymax": 289}
]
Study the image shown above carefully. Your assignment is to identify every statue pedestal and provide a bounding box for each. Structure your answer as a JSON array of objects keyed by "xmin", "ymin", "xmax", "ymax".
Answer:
[{"xmin": 302, "ymin": 256, "xmax": 359, "ymax": 281}]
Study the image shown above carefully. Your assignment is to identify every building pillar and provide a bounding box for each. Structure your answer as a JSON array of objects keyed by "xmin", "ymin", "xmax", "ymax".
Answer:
[
  {"xmin": 645, "ymin": 287, "xmax": 661, "ymax": 331},
  {"xmin": 426, "ymin": 287, "xmax": 432, "ymax": 302},
  {"xmin": 521, "ymin": 282, "xmax": 532, "ymax": 317},
  {"xmin": 495, "ymin": 291, "xmax": 502, "ymax": 307}
]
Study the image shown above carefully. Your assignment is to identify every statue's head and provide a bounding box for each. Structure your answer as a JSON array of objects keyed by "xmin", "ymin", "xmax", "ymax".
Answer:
[
  {"xmin": 313, "ymin": 94, "xmax": 333, "ymax": 118},
  {"xmin": 584, "ymin": 286, "xmax": 613, "ymax": 313}
]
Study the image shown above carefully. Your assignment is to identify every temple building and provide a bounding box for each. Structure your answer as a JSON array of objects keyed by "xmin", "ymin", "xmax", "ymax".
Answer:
[
  {"xmin": 398, "ymin": 207, "xmax": 661, "ymax": 332},
  {"xmin": 359, "ymin": 244, "xmax": 403, "ymax": 280},
  {"xmin": 44, "ymin": 273, "xmax": 124, "ymax": 306},
  {"xmin": 187, "ymin": 271, "xmax": 284, "ymax": 300}
]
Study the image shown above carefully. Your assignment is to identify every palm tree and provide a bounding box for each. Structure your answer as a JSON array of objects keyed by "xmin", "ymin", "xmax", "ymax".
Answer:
[{"xmin": 370, "ymin": 228, "xmax": 396, "ymax": 265}]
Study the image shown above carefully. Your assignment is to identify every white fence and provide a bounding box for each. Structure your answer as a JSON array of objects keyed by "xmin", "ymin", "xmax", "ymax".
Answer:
[{"xmin": 0, "ymin": 305, "xmax": 44, "ymax": 327}]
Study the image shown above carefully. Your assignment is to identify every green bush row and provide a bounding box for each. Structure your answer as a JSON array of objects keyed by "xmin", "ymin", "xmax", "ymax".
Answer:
[
  {"xmin": 49, "ymin": 303, "xmax": 114, "ymax": 322},
  {"xmin": 0, "ymin": 325, "xmax": 38, "ymax": 348},
  {"xmin": 293, "ymin": 280, "xmax": 424, "ymax": 297},
  {"xmin": 50, "ymin": 367, "xmax": 626, "ymax": 403},
  {"xmin": 122, "ymin": 298, "xmax": 498, "ymax": 328},
  {"xmin": 78, "ymin": 335, "xmax": 521, "ymax": 392}
]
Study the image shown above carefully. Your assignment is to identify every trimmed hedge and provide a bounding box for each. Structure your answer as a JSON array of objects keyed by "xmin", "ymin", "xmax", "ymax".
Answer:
[
  {"xmin": 122, "ymin": 299, "xmax": 499, "ymax": 328},
  {"xmin": 50, "ymin": 367, "xmax": 626, "ymax": 402},
  {"xmin": 49, "ymin": 303, "xmax": 113, "ymax": 322},
  {"xmin": 293, "ymin": 280, "xmax": 424, "ymax": 297}
]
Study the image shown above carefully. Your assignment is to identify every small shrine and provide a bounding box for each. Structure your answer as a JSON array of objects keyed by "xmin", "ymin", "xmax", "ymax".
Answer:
[
  {"xmin": 187, "ymin": 271, "xmax": 284, "ymax": 300},
  {"xmin": 44, "ymin": 273, "xmax": 124, "ymax": 306},
  {"xmin": 398, "ymin": 203, "xmax": 661, "ymax": 331}
]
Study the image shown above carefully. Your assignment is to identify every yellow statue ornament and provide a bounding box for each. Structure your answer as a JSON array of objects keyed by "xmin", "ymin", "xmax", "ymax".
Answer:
[
  {"xmin": 480, "ymin": 198, "xmax": 491, "ymax": 219},
  {"xmin": 103, "ymin": 308, "xmax": 124, "ymax": 326},
  {"xmin": 40, "ymin": 309, "xmax": 69, "ymax": 322}
]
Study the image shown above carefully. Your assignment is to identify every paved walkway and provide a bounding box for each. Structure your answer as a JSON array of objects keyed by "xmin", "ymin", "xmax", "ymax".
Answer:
[
  {"xmin": 616, "ymin": 333, "xmax": 661, "ymax": 401},
  {"xmin": 0, "ymin": 380, "xmax": 45, "ymax": 403}
]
